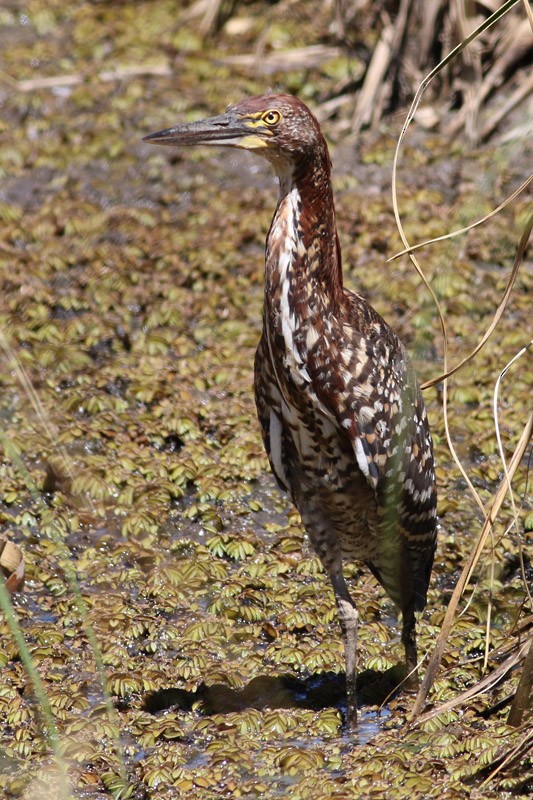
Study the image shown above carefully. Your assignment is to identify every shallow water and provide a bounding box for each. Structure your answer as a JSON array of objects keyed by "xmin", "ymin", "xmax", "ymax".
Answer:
[{"xmin": 0, "ymin": 2, "xmax": 531, "ymax": 798}]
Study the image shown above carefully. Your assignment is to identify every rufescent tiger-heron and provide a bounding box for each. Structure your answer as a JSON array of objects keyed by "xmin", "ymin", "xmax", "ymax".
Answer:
[{"xmin": 144, "ymin": 94, "xmax": 437, "ymax": 728}]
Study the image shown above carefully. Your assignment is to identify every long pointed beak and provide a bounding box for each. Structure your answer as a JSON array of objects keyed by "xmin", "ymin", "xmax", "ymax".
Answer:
[{"xmin": 143, "ymin": 112, "xmax": 254, "ymax": 148}]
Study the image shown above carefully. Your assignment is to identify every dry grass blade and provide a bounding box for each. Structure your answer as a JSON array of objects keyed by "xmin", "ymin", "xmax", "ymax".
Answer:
[
  {"xmin": 352, "ymin": 23, "xmax": 394, "ymax": 132},
  {"xmin": 220, "ymin": 45, "xmax": 343, "ymax": 73},
  {"xmin": 352, "ymin": 0, "xmax": 419, "ymax": 133},
  {"xmin": 479, "ymin": 728, "xmax": 533, "ymax": 788},
  {"xmin": 387, "ymin": 174, "xmax": 533, "ymax": 263},
  {"xmin": 391, "ymin": 0, "xmax": 525, "ymax": 264},
  {"xmin": 507, "ymin": 635, "xmax": 533, "ymax": 727},
  {"xmin": 0, "ymin": 64, "xmax": 171, "ymax": 92},
  {"xmin": 394, "ymin": 0, "xmax": 521, "ymax": 130},
  {"xmin": 420, "ymin": 209, "xmax": 533, "ymax": 390},
  {"xmin": 412, "ymin": 636, "xmax": 531, "ymax": 725},
  {"xmin": 342, "ymin": 0, "xmax": 530, "ymax": 136},
  {"xmin": 480, "ymin": 69, "xmax": 533, "ymax": 140},
  {"xmin": 494, "ymin": 339, "xmax": 533, "ymax": 611},
  {"xmin": 524, "ymin": 0, "xmax": 533, "ymax": 30},
  {"xmin": 410, "ymin": 410, "xmax": 533, "ymax": 719},
  {"xmin": 201, "ymin": 0, "xmax": 224, "ymax": 34},
  {"xmin": 0, "ymin": 330, "xmax": 93, "ymax": 512},
  {"xmin": 453, "ymin": 0, "xmax": 484, "ymax": 142},
  {"xmin": 183, "ymin": 0, "xmax": 224, "ymax": 34},
  {"xmin": 444, "ymin": 14, "xmax": 533, "ymax": 140},
  {"xmin": 389, "ymin": 12, "xmax": 526, "ymax": 520},
  {"xmin": 390, "ymin": 6, "xmax": 532, "ymax": 533},
  {"xmin": 417, "ymin": 0, "xmax": 447, "ymax": 67}
]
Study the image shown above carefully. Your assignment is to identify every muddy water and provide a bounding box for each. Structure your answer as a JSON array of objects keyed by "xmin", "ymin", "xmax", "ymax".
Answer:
[{"xmin": 0, "ymin": 2, "xmax": 531, "ymax": 798}]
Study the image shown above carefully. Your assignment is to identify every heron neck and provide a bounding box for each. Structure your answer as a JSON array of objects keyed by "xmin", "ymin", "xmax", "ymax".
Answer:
[{"xmin": 265, "ymin": 153, "xmax": 344, "ymax": 311}]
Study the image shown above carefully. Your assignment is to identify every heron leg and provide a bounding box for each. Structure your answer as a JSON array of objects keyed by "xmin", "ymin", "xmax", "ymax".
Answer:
[
  {"xmin": 401, "ymin": 603, "xmax": 418, "ymax": 690},
  {"xmin": 331, "ymin": 572, "xmax": 358, "ymax": 729}
]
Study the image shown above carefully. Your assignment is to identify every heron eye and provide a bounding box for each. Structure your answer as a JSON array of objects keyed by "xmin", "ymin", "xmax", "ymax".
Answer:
[{"xmin": 262, "ymin": 110, "xmax": 281, "ymax": 126}]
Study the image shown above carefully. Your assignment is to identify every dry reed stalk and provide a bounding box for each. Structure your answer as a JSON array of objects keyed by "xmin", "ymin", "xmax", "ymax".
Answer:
[{"xmin": 410, "ymin": 411, "xmax": 533, "ymax": 719}]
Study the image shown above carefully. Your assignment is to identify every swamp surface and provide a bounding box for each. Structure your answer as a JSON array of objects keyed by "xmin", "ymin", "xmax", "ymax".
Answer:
[{"xmin": 0, "ymin": 1, "xmax": 531, "ymax": 798}]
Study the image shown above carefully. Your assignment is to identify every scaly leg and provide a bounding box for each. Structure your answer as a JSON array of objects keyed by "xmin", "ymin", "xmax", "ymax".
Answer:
[{"xmin": 331, "ymin": 572, "xmax": 358, "ymax": 729}]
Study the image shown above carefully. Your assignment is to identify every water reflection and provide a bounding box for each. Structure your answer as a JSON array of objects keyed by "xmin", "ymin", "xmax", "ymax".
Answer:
[{"xmin": 144, "ymin": 666, "xmax": 401, "ymax": 739}]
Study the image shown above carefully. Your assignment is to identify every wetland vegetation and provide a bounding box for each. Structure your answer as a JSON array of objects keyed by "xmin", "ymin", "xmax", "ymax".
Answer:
[{"xmin": 0, "ymin": 1, "xmax": 531, "ymax": 797}]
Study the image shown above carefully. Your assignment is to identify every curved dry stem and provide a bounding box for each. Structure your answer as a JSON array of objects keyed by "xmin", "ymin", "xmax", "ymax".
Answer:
[
  {"xmin": 412, "ymin": 635, "xmax": 531, "ymax": 726},
  {"xmin": 507, "ymin": 635, "xmax": 533, "ymax": 728},
  {"xmin": 420, "ymin": 212, "xmax": 533, "ymax": 389},
  {"xmin": 390, "ymin": 1, "xmax": 524, "ymax": 530},
  {"xmin": 522, "ymin": 0, "xmax": 533, "ymax": 33},
  {"xmin": 387, "ymin": 173, "xmax": 533, "ymax": 263},
  {"xmin": 410, "ymin": 411, "xmax": 533, "ymax": 720},
  {"xmin": 493, "ymin": 339, "xmax": 533, "ymax": 610},
  {"xmin": 481, "ymin": 726, "xmax": 533, "ymax": 788},
  {"xmin": 392, "ymin": 0, "xmax": 521, "ymax": 140}
]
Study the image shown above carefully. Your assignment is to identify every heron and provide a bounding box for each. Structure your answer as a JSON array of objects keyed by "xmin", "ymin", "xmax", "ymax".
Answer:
[{"xmin": 144, "ymin": 94, "xmax": 437, "ymax": 727}]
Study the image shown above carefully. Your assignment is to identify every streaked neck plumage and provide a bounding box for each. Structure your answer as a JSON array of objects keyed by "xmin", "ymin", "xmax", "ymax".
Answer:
[{"xmin": 264, "ymin": 147, "xmax": 344, "ymax": 320}]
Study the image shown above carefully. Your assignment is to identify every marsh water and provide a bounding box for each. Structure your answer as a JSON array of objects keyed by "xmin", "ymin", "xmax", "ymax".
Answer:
[{"xmin": 0, "ymin": 2, "xmax": 532, "ymax": 798}]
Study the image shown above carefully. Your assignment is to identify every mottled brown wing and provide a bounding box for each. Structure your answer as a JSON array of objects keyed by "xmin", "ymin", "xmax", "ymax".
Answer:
[
  {"xmin": 305, "ymin": 317, "xmax": 408, "ymax": 486},
  {"xmin": 308, "ymin": 316, "xmax": 437, "ymax": 608},
  {"xmin": 255, "ymin": 307, "xmax": 437, "ymax": 608}
]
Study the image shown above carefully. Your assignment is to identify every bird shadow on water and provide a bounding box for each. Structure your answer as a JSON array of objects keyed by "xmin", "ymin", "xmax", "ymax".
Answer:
[{"xmin": 143, "ymin": 667, "xmax": 405, "ymax": 741}]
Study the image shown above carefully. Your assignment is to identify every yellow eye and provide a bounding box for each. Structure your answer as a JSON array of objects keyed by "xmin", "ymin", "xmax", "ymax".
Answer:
[{"xmin": 262, "ymin": 110, "xmax": 281, "ymax": 126}]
